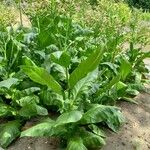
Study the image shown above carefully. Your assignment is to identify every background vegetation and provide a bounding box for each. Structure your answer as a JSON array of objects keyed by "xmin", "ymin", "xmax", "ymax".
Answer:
[{"xmin": 126, "ymin": 0, "xmax": 150, "ymax": 10}]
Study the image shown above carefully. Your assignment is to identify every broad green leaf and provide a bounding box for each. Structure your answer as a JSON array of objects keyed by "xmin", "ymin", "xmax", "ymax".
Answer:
[
  {"xmin": 0, "ymin": 103, "xmax": 16, "ymax": 117},
  {"xmin": 0, "ymin": 78, "xmax": 18, "ymax": 89},
  {"xmin": 71, "ymin": 70, "xmax": 98, "ymax": 101},
  {"xmin": 51, "ymin": 51, "xmax": 71, "ymax": 67},
  {"xmin": 21, "ymin": 66, "xmax": 62, "ymax": 95},
  {"xmin": 0, "ymin": 121, "xmax": 21, "ymax": 148},
  {"xmin": 50, "ymin": 51, "xmax": 62, "ymax": 64},
  {"xmin": 67, "ymin": 137, "xmax": 87, "ymax": 150},
  {"xmin": 115, "ymin": 81, "xmax": 127, "ymax": 91},
  {"xmin": 19, "ymin": 104, "xmax": 48, "ymax": 117},
  {"xmin": 59, "ymin": 52, "xmax": 71, "ymax": 67},
  {"xmin": 88, "ymin": 124, "xmax": 106, "ymax": 138},
  {"xmin": 120, "ymin": 58, "xmax": 132, "ymax": 81},
  {"xmin": 69, "ymin": 47, "xmax": 103, "ymax": 89},
  {"xmin": 82, "ymin": 130, "xmax": 105, "ymax": 149},
  {"xmin": 16, "ymin": 95, "xmax": 39, "ymax": 107},
  {"xmin": 114, "ymin": 81, "xmax": 128, "ymax": 97},
  {"xmin": 40, "ymin": 90, "xmax": 63, "ymax": 107},
  {"xmin": 22, "ymin": 56, "xmax": 36, "ymax": 66},
  {"xmin": 22, "ymin": 87, "xmax": 41, "ymax": 95},
  {"xmin": 21, "ymin": 119, "xmax": 55, "ymax": 137},
  {"xmin": 101, "ymin": 62, "xmax": 118, "ymax": 74},
  {"xmin": 36, "ymin": 105, "xmax": 48, "ymax": 116},
  {"xmin": 55, "ymin": 110, "xmax": 83, "ymax": 126},
  {"xmin": 81, "ymin": 105, "xmax": 125, "ymax": 132},
  {"xmin": 96, "ymin": 75, "xmax": 120, "ymax": 95}
]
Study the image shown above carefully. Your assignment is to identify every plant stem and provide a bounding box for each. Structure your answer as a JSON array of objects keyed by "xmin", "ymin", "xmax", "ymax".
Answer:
[
  {"xmin": 19, "ymin": 0, "xmax": 23, "ymax": 27},
  {"xmin": 65, "ymin": 67, "xmax": 70, "ymax": 98}
]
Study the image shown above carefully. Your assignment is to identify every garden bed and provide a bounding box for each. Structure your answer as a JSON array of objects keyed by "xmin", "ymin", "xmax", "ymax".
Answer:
[
  {"xmin": 7, "ymin": 88, "xmax": 150, "ymax": 150},
  {"xmin": 0, "ymin": 1, "xmax": 150, "ymax": 150}
]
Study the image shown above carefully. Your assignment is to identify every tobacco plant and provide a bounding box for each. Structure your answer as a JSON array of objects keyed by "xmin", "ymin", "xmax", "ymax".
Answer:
[{"xmin": 0, "ymin": 0, "xmax": 150, "ymax": 149}]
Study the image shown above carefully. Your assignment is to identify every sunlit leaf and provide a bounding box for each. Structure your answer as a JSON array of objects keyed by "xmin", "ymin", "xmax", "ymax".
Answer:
[
  {"xmin": 0, "ymin": 78, "xmax": 18, "ymax": 89},
  {"xmin": 55, "ymin": 110, "xmax": 83, "ymax": 126},
  {"xmin": 69, "ymin": 47, "xmax": 103, "ymax": 89},
  {"xmin": 21, "ymin": 119, "xmax": 55, "ymax": 137},
  {"xmin": 67, "ymin": 137, "xmax": 87, "ymax": 150},
  {"xmin": 81, "ymin": 104, "xmax": 125, "ymax": 132},
  {"xmin": 21, "ymin": 66, "xmax": 62, "ymax": 95}
]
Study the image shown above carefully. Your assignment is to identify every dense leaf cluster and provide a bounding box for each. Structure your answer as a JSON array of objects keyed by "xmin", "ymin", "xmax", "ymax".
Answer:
[
  {"xmin": 126, "ymin": 0, "xmax": 150, "ymax": 10},
  {"xmin": 0, "ymin": 1, "xmax": 150, "ymax": 149}
]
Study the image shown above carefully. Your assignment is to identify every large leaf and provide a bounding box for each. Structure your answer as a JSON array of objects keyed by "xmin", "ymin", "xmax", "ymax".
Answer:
[
  {"xmin": 21, "ymin": 119, "xmax": 55, "ymax": 137},
  {"xmin": 0, "ymin": 103, "xmax": 16, "ymax": 117},
  {"xmin": 21, "ymin": 87, "xmax": 41, "ymax": 95},
  {"xmin": 71, "ymin": 70, "xmax": 98, "ymax": 100},
  {"xmin": 55, "ymin": 110, "xmax": 83, "ymax": 126},
  {"xmin": 40, "ymin": 90, "xmax": 63, "ymax": 107},
  {"xmin": 69, "ymin": 47, "xmax": 103, "ymax": 89},
  {"xmin": 120, "ymin": 58, "xmax": 132, "ymax": 81},
  {"xmin": 51, "ymin": 51, "xmax": 71, "ymax": 68},
  {"xmin": 81, "ymin": 105, "xmax": 125, "ymax": 132},
  {"xmin": 16, "ymin": 95, "xmax": 39, "ymax": 107},
  {"xmin": 67, "ymin": 137, "xmax": 87, "ymax": 150},
  {"xmin": 81, "ymin": 130, "xmax": 105, "ymax": 149},
  {"xmin": 88, "ymin": 124, "xmax": 106, "ymax": 138},
  {"xmin": 0, "ymin": 121, "xmax": 21, "ymax": 148},
  {"xmin": 96, "ymin": 75, "xmax": 120, "ymax": 95},
  {"xmin": 0, "ymin": 78, "xmax": 18, "ymax": 89},
  {"xmin": 101, "ymin": 62, "xmax": 118, "ymax": 74},
  {"xmin": 21, "ymin": 66, "xmax": 62, "ymax": 95},
  {"xmin": 19, "ymin": 103, "xmax": 48, "ymax": 117},
  {"xmin": 22, "ymin": 56, "xmax": 36, "ymax": 66}
]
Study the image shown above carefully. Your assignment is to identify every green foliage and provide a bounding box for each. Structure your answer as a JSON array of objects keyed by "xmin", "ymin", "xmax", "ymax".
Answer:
[
  {"xmin": 0, "ymin": 0, "xmax": 150, "ymax": 149},
  {"xmin": 81, "ymin": 105, "xmax": 125, "ymax": 132},
  {"xmin": 69, "ymin": 47, "xmax": 103, "ymax": 89},
  {"xmin": 0, "ymin": 121, "xmax": 21, "ymax": 148},
  {"xmin": 22, "ymin": 65, "xmax": 63, "ymax": 95},
  {"xmin": 67, "ymin": 137, "xmax": 87, "ymax": 150},
  {"xmin": 126, "ymin": 0, "xmax": 150, "ymax": 10}
]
